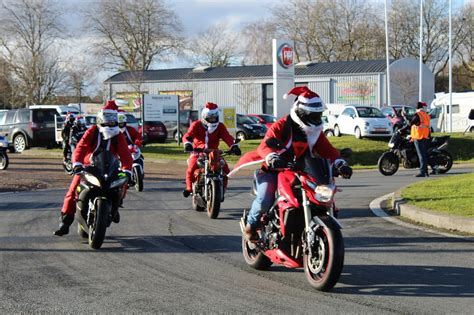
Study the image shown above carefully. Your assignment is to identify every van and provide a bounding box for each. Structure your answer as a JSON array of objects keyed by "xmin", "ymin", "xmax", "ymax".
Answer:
[
  {"xmin": 429, "ymin": 92, "xmax": 474, "ymax": 132},
  {"xmin": 29, "ymin": 104, "xmax": 81, "ymax": 118}
]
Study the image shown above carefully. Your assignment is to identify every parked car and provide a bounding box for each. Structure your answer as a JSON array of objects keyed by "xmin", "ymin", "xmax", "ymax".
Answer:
[
  {"xmin": 236, "ymin": 114, "xmax": 267, "ymax": 140},
  {"xmin": 0, "ymin": 108, "xmax": 58, "ymax": 152},
  {"xmin": 163, "ymin": 109, "xmax": 199, "ymax": 141},
  {"xmin": 381, "ymin": 105, "xmax": 416, "ymax": 132},
  {"xmin": 321, "ymin": 115, "xmax": 338, "ymax": 137},
  {"xmin": 138, "ymin": 119, "xmax": 167, "ymax": 144},
  {"xmin": 247, "ymin": 114, "xmax": 276, "ymax": 128},
  {"xmin": 333, "ymin": 105, "xmax": 392, "ymax": 139}
]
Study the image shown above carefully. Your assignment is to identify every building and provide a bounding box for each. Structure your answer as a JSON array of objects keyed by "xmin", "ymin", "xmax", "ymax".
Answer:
[{"xmin": 104, "ymin": 57, "xmax": 434, "ymax": 115}]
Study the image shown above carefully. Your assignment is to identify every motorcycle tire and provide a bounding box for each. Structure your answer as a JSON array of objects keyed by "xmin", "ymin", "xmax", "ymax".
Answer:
[
  {"xmin": 88, "ymin": 198, "xmax": 110, "ymax": 249},
  {"xmin": 77, "ymin": 223, "xmax": 88, "ymax": 238},
  {"xmin": 377, "ymin": 151, "xmax": 399, "ymax": 176},
  {"xmin": 435, "ymin": 150, "xmax": 453, "ymax": 174},
  {"xmin": 241, "ymin": 235, "xmax": 272, "ymax": 270},
  {"xmin": 207, "ymin": 180, "xmax": 221, "ymax": 219},
  {"xmin": 63, "ymin": 160, "xmax": 73, "ymax": 175},
  {"xmin": 134, "ymin": 166, "xmax": 144, "ymax": 192},
  {"xmin": 0, "ymin": 152, "xmax": 8, "ymax": 170},
  {"xmin": 192, "ymin": 183, "xmax": 205, "ymax": 212},
  {"xmin": 304, "ymin": 226, "xmax": 344, "ymax": 292}
]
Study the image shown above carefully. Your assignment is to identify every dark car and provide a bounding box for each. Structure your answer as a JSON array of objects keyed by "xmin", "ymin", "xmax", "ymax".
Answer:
[
  {"xmin": 236, "ymin": 114, "xmax": 267, "ymax": 140},
  {"xmin": 138, "ymin": 120, "xmax": 167, "ymax": 144},
  {"xmin": 247, "ymin": 114, "xmax": 276, "ymax": 128},
  {"xmin": 0, "ymin": 108, "xmax": 58, "ymax": 152},
  {"xmin": 381, "ymin": 105, "xmax": 416, "ymax": 132}
]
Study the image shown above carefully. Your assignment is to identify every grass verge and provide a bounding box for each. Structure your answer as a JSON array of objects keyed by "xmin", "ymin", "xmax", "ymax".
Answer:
[{"xmin": 401, "ymin": 172, "xmax": 474, "ymax": 217}]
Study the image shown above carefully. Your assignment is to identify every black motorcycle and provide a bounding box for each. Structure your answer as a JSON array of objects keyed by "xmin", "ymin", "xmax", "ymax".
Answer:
[
  {"xmin": 75, "ymin": 150, "xmax": 128, "ymax": 249},
  {"xmin": 0, "ymin": 134, "xmax": 9, "ymax": 170},
  {"xmin": 130, "ymin": 145, "xmax": 144, "ymax": 192},
  {"xmin": 378, "ymin": 131, "xmax": 453, "ymax": 176}
]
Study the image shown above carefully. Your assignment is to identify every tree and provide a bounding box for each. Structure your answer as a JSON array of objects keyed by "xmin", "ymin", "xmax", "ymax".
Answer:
[
  {"xmin": 456, "ymin": 3, "xmax": 473, "ymax": 75},
  {"xmin": 391, "ymin": 71, "xmax": 419, "ymax": 105},
  {"xmin": 234, "ymin": 80, "xmax": 260, "ymax": 114},
  {"xmin": 240, "ymin": 20, "xmax": 277, "ymax": 65},
  {"xmin": 187, "ymin": 22, "xmax": 239, "ymax": 67},
  {"xmin": 0, "ymin": 0, "xmax": 65, "ymax": 106},
  {"xmin": 84, "ymin": 0, "xmax": 182, "ymax": 72}
]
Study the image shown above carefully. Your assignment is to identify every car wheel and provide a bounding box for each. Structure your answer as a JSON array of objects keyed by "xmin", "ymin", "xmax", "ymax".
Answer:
[
  {"xmin": 13, "ymin": 134, "xmax": 27, "ymax": 153},
  {"xmin": 324, "ymin": 129, "xmax": 334, "ymax": 137},
  {"xmin": 354, "ymin": 127, "xmax": 362, "ymax": 139},
  {"xmin": 174, "ymin": 130, "xmax": 182, "ymax": 142},
  {"xmin": 236, "ymin": 131, "xmax": 246, "ymax": 141},
  {"xmin": 334, "ymin": 125, "xmax": 341, "ymax": 137}
]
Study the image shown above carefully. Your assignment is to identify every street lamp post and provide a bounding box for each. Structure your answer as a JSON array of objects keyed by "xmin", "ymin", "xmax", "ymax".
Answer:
[
  {"xmin": 448, "ymin": 0, "xmax": 453, "ymax": 133},
  {"xmin": 384, "ymin": 0, "xmax": 391, "ymax": 107},
  {"xmin": 419, "ymin": 0, "xmax": 423, "ymax": 102}
]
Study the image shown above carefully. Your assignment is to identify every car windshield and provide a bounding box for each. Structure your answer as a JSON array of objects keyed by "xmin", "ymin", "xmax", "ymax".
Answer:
[
  {"xmin": 261, "ymin": 115, "xmax": 276, "ymax": 123},
  {"xmin": 356, "ymin": 107, "xmax": 385, "ymax": 118},
  {"xmin": 238, "ymin": 115, "xmax": 255, "ymax": 124},
  {"xmin": 126, "ymin": 114, "xmax": 137, "ymax": 123},
  {"xmin": 246, "ymin": 116, "xmax": 260, "ymax": 124}
]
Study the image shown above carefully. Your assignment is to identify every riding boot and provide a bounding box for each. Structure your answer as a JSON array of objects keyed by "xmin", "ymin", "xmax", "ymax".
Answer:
[
  {"xmin": 112, "ymin": 210, "xmax": 120, "ymax": 223},
  {"xmin": 54, "ymin": 214, "xmax": 74, "ymax": 236},
  {"xmin": 244, "ymin": 224, "xmax": 259, "ymax": 242}
]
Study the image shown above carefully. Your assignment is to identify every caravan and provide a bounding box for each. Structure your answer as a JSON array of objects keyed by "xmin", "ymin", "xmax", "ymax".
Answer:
[{"xmin": 429, "ymin": 92, "xmax": 474, "ymax": 133}]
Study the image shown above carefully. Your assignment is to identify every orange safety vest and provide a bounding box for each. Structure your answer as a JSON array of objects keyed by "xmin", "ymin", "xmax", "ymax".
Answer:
[{"xmin": 411, "ymin": 111, "xmax": 430, "ymax": 140}]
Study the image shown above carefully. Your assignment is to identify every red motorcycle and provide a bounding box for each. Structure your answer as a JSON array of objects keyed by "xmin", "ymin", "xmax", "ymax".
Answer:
[{"xmin": 240, "ymin": 153, "xmax": 349, "ymax": 291}]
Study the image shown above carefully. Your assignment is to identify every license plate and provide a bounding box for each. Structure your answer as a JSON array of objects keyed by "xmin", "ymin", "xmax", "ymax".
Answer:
[{"xmin": 374, "ymin": 128, "xmax": 386, "ymax": 132}]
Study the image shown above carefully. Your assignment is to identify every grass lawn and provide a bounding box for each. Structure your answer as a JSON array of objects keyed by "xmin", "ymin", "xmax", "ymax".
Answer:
[
  {"xmin": 401, "ymin": 173, "xmax": 474, "ymax": 217},
  {"xmin": 142, "ymin": 132, "xmax": 474, "ymax": 167}
]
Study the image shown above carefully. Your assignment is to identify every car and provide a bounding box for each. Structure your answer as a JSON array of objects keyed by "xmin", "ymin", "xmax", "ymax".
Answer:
[
  {"xmin": 163, "ymin": 110, "xmax": 199, "ymax": 141},
  {"xmin": 333, "ymin": 105, "xmax": 392, "ymax": 139},
  {"xmin": 236, "ymin": 114, "xmax": 267, "ymax": 140},
  {"xmin": 381, "ymin": 105, "xmax": 416, "ymax": 132},
  {"xmin": 138, "ymin": 120, "xmax": 167, "ymax": 144},
  {"xmin": 321, "ymin": 115, "xmax": 338, "ymax": 137},
  {"xmin": 0, "ymin": 108, "xmax": 58, "ymax": 152},
  {"xmin": 29, "ymin": 104, "xmax": 81, "ymax": 119},
  {"xmin": 247, "ymin": 114, "xmax": 276, "ymax": 128}
]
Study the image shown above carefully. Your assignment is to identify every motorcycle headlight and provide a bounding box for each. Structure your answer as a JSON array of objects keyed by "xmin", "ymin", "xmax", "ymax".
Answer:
[
  {"xmin": 315, "ymin": 185, "xmax": 334, "ymax": 203},
  {"xmin": 85, "ymin": 173, "xmax": 101, "ymax": 187},
  {"xmin": 110, "ymin": 177, "xmax": 128, "ymax": 189}
]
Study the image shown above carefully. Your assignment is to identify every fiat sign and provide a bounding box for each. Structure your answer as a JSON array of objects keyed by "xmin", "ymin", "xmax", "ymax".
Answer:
[{"xmin": 277, "ymin": 44, "xmax": 294, "ymax": 69}]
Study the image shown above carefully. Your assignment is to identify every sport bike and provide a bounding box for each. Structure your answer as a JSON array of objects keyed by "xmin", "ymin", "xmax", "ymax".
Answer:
[
  {"xmin": 190, "ymin": 147, "xmax": 238, "ymax": 219},
  {"xmin": 75, "ymin": 150, "xmax": 128, "ymax": 249},
  {"xmin": 0, "ymin": 135, "xmax": 9, "ymax": 170},
  {"xmin": 241, "ymin": 153, "xmax": 347, "ymax": 291},
  {"xmin": 130, "ymin": 145, "xmax": 144, "ymax": 192},
  {"xmin": 378, "ymin": 131, "xmax": 452, "ymax": 176}
]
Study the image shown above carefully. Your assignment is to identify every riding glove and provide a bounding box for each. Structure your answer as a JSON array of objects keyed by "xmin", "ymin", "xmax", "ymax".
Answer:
[{"xmin": 184, "ymin": 143, "xmax": 193, "ymax": 153}]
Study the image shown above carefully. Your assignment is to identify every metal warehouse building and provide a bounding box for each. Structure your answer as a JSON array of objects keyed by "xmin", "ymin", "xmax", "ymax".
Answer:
[{"xmin": 104, "ymin": 57, "xmax": 434, "ymax": 115}]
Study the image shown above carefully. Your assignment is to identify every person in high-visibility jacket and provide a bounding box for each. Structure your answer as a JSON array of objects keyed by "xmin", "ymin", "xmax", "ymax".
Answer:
[{"xmin": 400, "ymin": 101, "xmax": 432, "ymax": 177}]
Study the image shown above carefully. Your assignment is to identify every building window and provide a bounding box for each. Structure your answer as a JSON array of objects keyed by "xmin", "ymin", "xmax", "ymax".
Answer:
[{"xmin": 262, "ymin": 84, "xmax": 273, "ymax": 115}]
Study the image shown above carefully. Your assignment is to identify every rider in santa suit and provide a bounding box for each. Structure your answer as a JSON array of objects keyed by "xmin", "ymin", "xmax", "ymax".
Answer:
[
  {"xmin": 234, "ymin": 86, "xmax": 353, "ymax": 241},
  {"xmin": 182, "ymin": 102, "xmax": 241, "ymax": 197}
]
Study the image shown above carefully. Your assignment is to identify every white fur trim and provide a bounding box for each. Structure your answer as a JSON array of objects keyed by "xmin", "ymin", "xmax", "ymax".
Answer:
[
  {"xmin": 283, "ymin": 93, "xmax": 289, "ymax": 100},
  {"xmin": 207, "ymin": 122, "xmax": 218, "ymax": 134},
  {"xmin": 265, "ymin": 152, "xmax": 279, "ymax": 165},
  {"xmin": 202, "ymin": 108, "xmax": 219, "ymax": 116},
  {"xmin": 290, "ymin": 108, "xmax": 323, "ymax": 156},
  {"xmin": 334, "ymin": 158, "xmax": 347, "ymax": 168}
]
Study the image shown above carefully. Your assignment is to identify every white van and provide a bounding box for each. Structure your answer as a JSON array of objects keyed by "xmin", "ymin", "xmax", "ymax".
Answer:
[
  {"xmin": 429, "ymin": 92, "xmax": 474, "ymax": 132},
  {"xmin": 28, "ymin": 104, "xmax": 81, "ymax": 118}
]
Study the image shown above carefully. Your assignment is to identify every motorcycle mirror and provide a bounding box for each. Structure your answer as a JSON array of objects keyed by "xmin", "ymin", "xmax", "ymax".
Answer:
[{"xmin": 340, "ymin": 148, "xmax": 352, "ymax": 159}]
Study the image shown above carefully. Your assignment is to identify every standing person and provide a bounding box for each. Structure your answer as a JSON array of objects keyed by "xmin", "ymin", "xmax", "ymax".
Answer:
[
  {"xmin": 181, "ymin": 102, "xmax": 241, "ymax": 197},
  {"xmin": 54, "ymin": 101, "xmax": 133, "ymax": 236},
  {"xmin": 61, "ymin": 113, "xmax": 75, "ymax": 162},
  {"xmin": 400, "ymin": 101, "xmax": 431, "ymax": 177},
  {"xmin": 69, "ymin": 115, "xmax": 87, "ymax": 153},
  {"xmin": 233, "ymin": 86, "xmax": 352, "ymax": 241}
]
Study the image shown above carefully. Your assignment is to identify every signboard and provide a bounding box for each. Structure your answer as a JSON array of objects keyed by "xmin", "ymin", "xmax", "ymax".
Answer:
[
  {"xmin": 198, "ymin": 106, "xmax": 236, "ymax": 130},
  {"xmin": 273, "ymin": 39, "xmax": 295, "ymax": 118},
  {"xmin": 143, "ymin": 94, "xmax": 179, "ymax": 121},
  {"xmin": 115, "ymin": 92, "xmax": 144, "ymax": 112}
]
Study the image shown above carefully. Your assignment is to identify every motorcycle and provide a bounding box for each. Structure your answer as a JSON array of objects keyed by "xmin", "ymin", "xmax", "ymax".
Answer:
[
  {"xmin": 0, "ymin": 134, "xmax": 9, "ymax": 170},
  {"xmin": 63, "ymin": 146, "xmax": 73, "ymax": 175},
  {"xmin": 63, "ymin": 129, "xmax": 87, "ymax": 175},
  {"xmin": 190, "ymin": 146, "xmax": 238, "ymax": 219},
  {"xmin": 378, "ymin": 130, "xmax": 453, "ymax": 176},
  {"xmin": 241, "ymin": 152, "xmax": 347, "ymax": 292},
  {"xmin": 130, "ymin": 145, "xmax": 144, "ymax": 192},
  {"xmin": 75, "ymin": 150, "xmax": 129, "ymax": 249}
]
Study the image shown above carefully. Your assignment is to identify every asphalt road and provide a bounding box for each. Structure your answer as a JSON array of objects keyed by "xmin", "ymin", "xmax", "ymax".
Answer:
[{"xmin": 1, "ymin": 167, "xmax": 473, "ymax": 314}]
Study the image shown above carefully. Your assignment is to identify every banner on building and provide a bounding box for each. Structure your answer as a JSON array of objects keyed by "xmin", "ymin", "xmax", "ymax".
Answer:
[{"xmin": 198, "ymin": 106, "xmax": 236, "ymax": 130}]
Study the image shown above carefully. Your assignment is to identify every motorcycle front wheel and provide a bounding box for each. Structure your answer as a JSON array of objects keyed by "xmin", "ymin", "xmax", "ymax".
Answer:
[
  {"xmin": 192, "ymin": 182, "xmax": 205, "ymax": 212},
  {"xmin": 206, "ymin": 180, "xmax": 221, "ymax": 219},
  {"xmin": 133, "ymin": 166, "xmax": 143, "ymax": 192},
  {"xmin": 304, "ymin": 226, "xmax": 344, "ymax": 292},
  {"xmin": 377, "ymin": 151, "xmax": 399, "ymax": 176},
  {"xmin": 0, "ymin": 151, "xmax": 8, "ymax": 170},
  {"xmin": 88, "ymin": 198, "xmax": 110, "ymax": 249}
]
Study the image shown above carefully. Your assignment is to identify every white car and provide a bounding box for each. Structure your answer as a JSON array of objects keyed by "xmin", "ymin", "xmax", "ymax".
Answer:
[{"xmin": 333, "ymin": 105, "xmax": 392, "ymax": 139}]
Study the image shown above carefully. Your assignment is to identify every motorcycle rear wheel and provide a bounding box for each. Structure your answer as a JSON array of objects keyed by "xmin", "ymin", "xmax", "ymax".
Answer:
[
  {"xmin": 304, "ymin": 226, "xmax": 344, "ymax": 292},
  {"xmin": 88, "ymin": 198, "xmax": 110, "ymax": 249},
  {"xmin": 0, "ymin": 152, "xmax": 8, "ymax": 170},
  {"xmin": 134, "ymin": 166, "xmax": 144, "ymax": 192},
  {"xmin": 242, "ymin": 236, "xmax": 272, "ymax": 270},
  {"xmin": 435, "ymin": 150, "xmax": 453, "ymax": 174},
  {"xmin": 377, "ymin": 151, "xmax": 399, "ymax": 176},
  {"xmin": 206, "ymin": 180, "xmax": 221, "ymax": 219}
]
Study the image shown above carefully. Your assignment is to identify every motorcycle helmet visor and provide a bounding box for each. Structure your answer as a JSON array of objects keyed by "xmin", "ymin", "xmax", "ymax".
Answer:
[
  {"xmin": 205, "ymin": 112, "xmax": 219, "ymax": 124},
  {"xmin": 98, "ymin": 112, "xmax": 118, "ymax": 127}
]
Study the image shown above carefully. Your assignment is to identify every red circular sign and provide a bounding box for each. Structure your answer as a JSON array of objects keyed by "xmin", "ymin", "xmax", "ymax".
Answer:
[{"xmin": 278, "ymin": 44, "xmax": 294, "ymax": 68}]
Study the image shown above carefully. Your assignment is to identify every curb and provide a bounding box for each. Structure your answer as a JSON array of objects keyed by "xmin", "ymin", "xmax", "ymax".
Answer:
[{"xmin": 369, "ymin": 193, "xmax": 473, "ymax": 239}]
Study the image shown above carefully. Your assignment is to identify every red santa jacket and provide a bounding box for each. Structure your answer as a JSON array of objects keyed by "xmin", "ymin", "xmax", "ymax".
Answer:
[
  {"xmin": 123, "ymin": 126, "xmax": 142, "ymax": 147},
  {"xmin": 72, "ymin": 125, "xmax": 133, "ymax": 173},
  {"xmin": 182, "ymin": 121, "xmax": 234, "ymax": 149},
  {"xmin": 233, "ymin": 115, "xmax": 340, "ymax": 172}
]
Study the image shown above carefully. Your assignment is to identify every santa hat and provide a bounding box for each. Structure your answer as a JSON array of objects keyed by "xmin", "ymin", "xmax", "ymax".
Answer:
[
  {"xmin": 283, "ymin": 86, "xmax": 326, "ymax": 112},
  {"xmin": 102, "ymin": 100, "xmax": 119, "ymax": 113},
  {"xmin": 202, "ymin": 102, "xmax": 219, "ymax": 117},
  {"xmin": 417, "ymin": 101, "xmax": 427, "ymax": 108}
]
